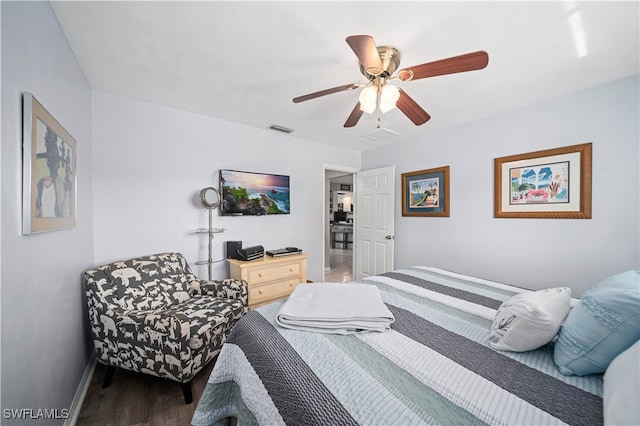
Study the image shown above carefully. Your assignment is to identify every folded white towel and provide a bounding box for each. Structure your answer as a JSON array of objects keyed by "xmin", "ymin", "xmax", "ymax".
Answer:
[{"xmin": 276, "ymin": 283, "xmax": 395, "ymax": 334}]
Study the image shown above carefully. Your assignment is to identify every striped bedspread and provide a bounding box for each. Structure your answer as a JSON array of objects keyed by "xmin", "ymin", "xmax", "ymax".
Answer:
[{"xmin": 192, "ymin": 267, "xmax": 603, "ymax": 426}]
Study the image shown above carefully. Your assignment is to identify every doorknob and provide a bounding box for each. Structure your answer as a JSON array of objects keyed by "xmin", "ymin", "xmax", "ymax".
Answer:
[{"xmin": 385, "ymin": 235, "xmax": 393, "ymax": 240}]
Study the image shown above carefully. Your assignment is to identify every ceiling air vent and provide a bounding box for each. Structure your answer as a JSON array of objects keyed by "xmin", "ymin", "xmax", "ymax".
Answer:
[
  {"xmin": 269, "ymin": 124, "xmax": 294, "ymax": 134},
  {"xmin": 362, "ymin": 128, "xmax": 399, "ymax": 141}
]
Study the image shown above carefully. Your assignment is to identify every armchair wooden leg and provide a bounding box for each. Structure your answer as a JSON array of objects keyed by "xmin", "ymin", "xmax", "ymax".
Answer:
[
  {"xmin": 182, "ymin": 381, "xmax": 193, "ymax": 404},
  {"xmin": 102, "ymin": 365, "xmax": 116, "ymax": 388}
]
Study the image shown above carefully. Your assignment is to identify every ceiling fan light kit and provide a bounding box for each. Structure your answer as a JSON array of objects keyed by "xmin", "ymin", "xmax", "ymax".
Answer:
[
  {"xmin": 293, "ymin": 34, "xmax": 489, "ymax": 130},
  {"xmin": 358, "ymin": 86, "xmax": 378, "ymax": 113},
  {"xmin": 379, "ymin": 84, "xmax": 400, "ymax": 113},
  {"xmin": 358, "ymin": 81, "xmax": 400, "ymax": 114}
]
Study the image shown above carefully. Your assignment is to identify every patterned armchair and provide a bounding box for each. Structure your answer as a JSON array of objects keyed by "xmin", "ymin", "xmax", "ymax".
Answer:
[{"xmin": 83, "ymin": 252, "xmax": 248, "ymax": 404}]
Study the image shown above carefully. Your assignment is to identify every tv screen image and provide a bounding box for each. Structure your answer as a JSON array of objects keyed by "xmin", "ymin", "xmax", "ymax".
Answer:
[{"xmin": 219, "ymin": 169, "xmax": 290, "ymax": 216}]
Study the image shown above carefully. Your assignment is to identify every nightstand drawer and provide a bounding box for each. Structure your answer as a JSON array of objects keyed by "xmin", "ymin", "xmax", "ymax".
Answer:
[
  {"xmin": 248, "ymin": 262, "xmax": 301, "ymax": 285},
  {"xmin": 250, "ymin": 279, "xmax": 301, "ymax": 305}
]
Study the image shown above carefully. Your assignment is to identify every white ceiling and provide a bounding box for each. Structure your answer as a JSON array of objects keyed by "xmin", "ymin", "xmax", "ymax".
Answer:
[{"xmin": 50, "ymin": 1, "xmax": 639, "ymax": 152}]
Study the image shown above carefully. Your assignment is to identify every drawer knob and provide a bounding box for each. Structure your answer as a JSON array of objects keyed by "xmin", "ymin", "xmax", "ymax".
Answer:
[
  {"xmin": 259, "ymin": 273, "xmax": 263, "ymax": 277},
  {"xmin": 289, "ymin": 282, "xmax": 294, "ymax": 287},
  {"xmin": 259, "ymin": 289, "xmax": 263, "ymax": 294},
  {"xmin": 289, "ymin": 267, "xmax": 293, "ymax": 272}
]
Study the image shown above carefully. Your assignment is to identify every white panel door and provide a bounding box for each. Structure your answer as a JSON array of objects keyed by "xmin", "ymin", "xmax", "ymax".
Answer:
[{"xmin": 355, "ymin": 166, "xmax": 395, "ymax": 279}]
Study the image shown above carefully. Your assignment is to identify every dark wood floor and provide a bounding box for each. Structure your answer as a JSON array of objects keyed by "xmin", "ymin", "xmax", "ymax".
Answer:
[{"xmin": 76, "ymin": 360, "xmax": 215, "ymax": 425}]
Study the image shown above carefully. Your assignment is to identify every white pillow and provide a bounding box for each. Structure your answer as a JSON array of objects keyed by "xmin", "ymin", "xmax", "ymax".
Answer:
[
  {"xmin": 489, "ymin": 287, "xmax": 571, "ymax": 352},
  {"xmin": 603, "ymin": 340, "xmax": 640, "ymax": 426}
]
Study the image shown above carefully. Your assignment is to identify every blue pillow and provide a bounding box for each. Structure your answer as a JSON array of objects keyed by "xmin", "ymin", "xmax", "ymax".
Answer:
[{"xmin": 554, "ymin": 270, "xmax": 640, "ymax": 376}]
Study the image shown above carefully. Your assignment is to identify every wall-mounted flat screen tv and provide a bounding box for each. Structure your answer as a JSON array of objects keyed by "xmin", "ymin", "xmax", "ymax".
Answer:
[{"xmin": 219, "ymin": 169, "xmax": 290, "ymax": 216}]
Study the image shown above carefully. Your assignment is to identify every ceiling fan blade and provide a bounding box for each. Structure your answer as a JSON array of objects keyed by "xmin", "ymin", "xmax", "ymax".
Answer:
[
  {"xmin": 396, "ymin": 90, "xmax": 431, "ymax": 125},
  {"xmin": 398, "ymin": 51, "xmax": 489, "ymax": 81},
  {"xmin": 344, "ymin": 102, "xmax": 364, "ymax": 128},
  {"xmin": 346, "ymin": 35, "xmax": 384, "ymax": 76},
  {"xmin": 293, "ymin": 83, "xmax": 359, "ymax": 103}
]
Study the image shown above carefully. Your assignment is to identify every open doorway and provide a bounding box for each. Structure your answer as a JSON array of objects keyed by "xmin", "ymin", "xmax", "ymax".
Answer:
[{"xmin": 323, "ymin": 165, "xmax": 358, "ymax": 282}]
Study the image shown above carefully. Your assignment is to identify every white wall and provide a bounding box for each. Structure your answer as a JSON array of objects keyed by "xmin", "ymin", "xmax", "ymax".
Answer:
[
  {"xmin": 92, "ymin": 92, "xmax": 361, "ymax": 281},
  {"xmin": 363, "ymin": 75, "xmax": 640, "ymax": 296},
  {"xmin": 1, "ymin": 1, "xmax": 94, "ymax": 423}
]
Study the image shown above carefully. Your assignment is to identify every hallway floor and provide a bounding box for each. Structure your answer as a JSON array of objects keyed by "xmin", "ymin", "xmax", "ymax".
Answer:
[{"xmin": 324, "ymin": 248, "xmax": 353, "ymax": 283}]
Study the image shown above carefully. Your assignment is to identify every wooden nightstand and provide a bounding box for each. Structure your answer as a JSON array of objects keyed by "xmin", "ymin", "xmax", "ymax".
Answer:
[{"xmin": 228, "ymin": 253, "xmax": 308, "ymax": 310}]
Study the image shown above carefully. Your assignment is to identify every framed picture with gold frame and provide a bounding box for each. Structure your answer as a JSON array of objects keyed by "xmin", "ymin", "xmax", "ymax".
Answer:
[
  {"xmin": 402, "ymin": 166, "xmax": 450, "ymax": 217},
  {"xmin": 494, "ymin": 143, "xmax": 592, "ymax": 219},
  {"xmin": 22, "ymin": 93, "xmax": 76, "ymax": 234}
]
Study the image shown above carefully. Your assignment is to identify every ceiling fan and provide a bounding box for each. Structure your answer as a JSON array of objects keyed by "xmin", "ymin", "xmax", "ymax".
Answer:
[{"xmin": 293, "ymin": 35, "xmax": 489, "ymax": 128}]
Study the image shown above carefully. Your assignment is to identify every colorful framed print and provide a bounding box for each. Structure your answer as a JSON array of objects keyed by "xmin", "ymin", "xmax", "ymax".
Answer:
[
  {"xmin": 22, "ymin": 93, "xmax": 77, "ymax": 234},
  {"xmin": 494, "ymin": 143, "xmax": 592, "ymax": 219},
  {"xmin": 402, "ymin": 166, "xmax": 450, "ymax": 217}
]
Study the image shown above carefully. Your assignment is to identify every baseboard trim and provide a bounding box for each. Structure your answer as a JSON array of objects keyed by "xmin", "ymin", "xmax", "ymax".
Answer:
[{"xmin": 65, "ymin": 352, "xmax": 97, "ymax": 426}]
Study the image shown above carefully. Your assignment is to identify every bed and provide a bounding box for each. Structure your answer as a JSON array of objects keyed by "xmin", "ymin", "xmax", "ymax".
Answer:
[{"xmin": 192, "ymin": 266, "xmax": 604, "ymax": 426}]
